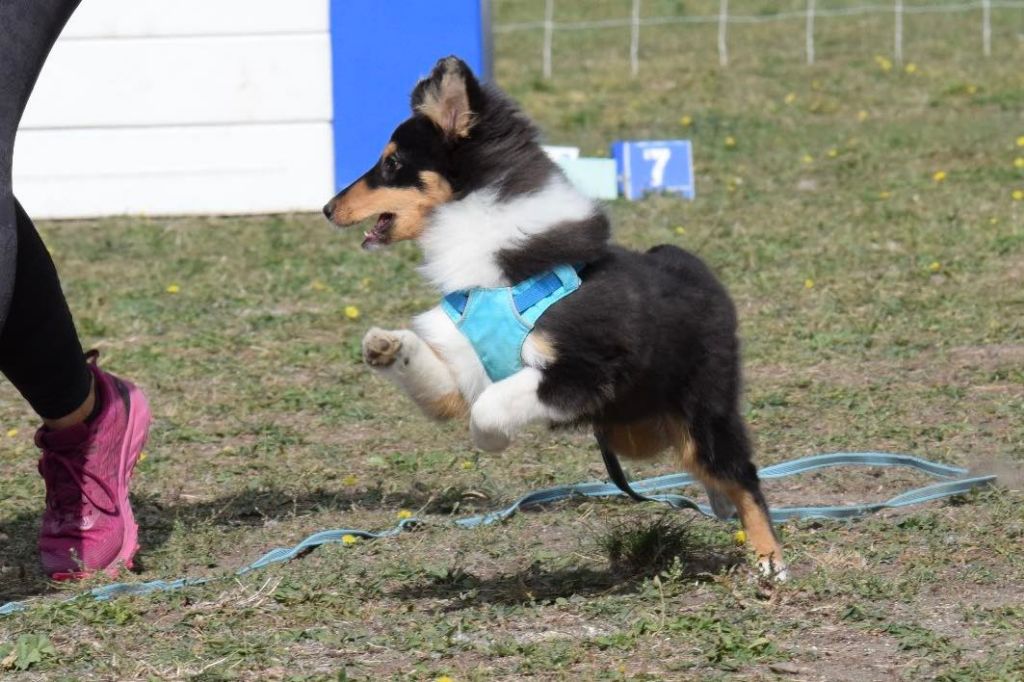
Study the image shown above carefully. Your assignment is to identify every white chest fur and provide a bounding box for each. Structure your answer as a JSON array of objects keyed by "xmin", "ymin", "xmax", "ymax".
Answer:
[{"xmin": 417, "ymin": 175, "xmax": 596, "ymax": 293}]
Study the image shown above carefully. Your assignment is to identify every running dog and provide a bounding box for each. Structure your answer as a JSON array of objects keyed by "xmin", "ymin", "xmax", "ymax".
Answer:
[{"xmin": 323, "ymin": 57, "xmax": 785, "ymax": 579}]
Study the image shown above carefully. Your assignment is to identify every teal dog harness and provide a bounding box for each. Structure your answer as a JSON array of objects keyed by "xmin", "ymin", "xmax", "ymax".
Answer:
[{"xmin": 441, "ymin": 264, "xmax": 582, "ymax": 382}]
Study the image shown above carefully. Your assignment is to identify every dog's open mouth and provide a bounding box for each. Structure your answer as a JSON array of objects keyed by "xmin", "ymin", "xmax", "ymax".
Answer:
[{"xmin": 362, "ymin": 213, "xmax": 395, "ymax": 250}]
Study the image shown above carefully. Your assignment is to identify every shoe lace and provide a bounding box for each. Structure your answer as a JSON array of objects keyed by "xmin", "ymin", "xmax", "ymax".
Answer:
[{"xmin": 41, "ymin": 447, "xmax": 119, "ymax": 518}]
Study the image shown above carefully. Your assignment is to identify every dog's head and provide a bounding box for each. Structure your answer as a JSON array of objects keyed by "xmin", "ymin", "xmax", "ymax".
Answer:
[{"xmin": 323, "ymin": 56, "xmax": 485, "ymax": 249}]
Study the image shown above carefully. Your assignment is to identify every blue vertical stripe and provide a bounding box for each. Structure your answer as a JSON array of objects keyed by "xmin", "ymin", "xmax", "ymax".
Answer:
[{"xmin": 329, "ymin": 1, "xmax": 489, "ymax": 191}]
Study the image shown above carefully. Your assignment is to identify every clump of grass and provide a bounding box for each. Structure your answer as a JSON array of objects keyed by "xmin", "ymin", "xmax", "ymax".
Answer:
[{"xmin": 598, "ymin": 515, "xmax": 701, "ymax": 578}]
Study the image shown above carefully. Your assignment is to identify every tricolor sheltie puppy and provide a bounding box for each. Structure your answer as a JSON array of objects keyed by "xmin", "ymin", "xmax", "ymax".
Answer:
[{"xmin": 323, "ymin": 57, "xmax": 785, "ymax": 579}]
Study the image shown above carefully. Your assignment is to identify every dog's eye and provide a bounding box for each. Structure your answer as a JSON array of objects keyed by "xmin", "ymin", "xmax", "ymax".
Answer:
[{"xmin": 383, "ymin": 155, "xmax": 400, "ymax": 173}]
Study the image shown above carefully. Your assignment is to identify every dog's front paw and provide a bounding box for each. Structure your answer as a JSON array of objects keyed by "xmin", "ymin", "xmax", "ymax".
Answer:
[
  {"xmin": 471, "ymin": 419, "xmax": 511, "ymax": 452},
  {"xmin": 470, "ymin": 392, "xmax": 512, "ymax": 452},
  {"xmin": 362, "ymin": 328, "xmax": 403, "ymax": 368}
]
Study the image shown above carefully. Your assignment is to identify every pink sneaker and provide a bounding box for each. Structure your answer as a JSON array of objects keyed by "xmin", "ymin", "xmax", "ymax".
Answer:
[{"xmin": 35, "ymin": 353, "xmax": 151, "ymax": 580}]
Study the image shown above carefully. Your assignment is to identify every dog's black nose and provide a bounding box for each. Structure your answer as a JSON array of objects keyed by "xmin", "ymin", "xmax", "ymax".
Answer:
[{"xmin": 322, "ymin": 201, "xmax": 334, "ymax": 219}]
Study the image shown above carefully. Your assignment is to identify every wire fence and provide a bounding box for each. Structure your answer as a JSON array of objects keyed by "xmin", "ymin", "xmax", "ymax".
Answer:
[{"xmin": 494, "ymin": 0, "xmax": 1024, "ymax": 76}]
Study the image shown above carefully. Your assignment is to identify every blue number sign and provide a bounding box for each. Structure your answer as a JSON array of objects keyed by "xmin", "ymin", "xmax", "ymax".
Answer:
[{"xmin": 611, "ymin": 140, "xmax": 695, "ymax": 200}]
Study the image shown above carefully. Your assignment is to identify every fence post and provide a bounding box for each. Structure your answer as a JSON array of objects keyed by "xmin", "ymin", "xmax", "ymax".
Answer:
[
  {"xmin": 718, "ymin": 0, "xmax": 729, "ymax": 67},
  {"xmin": 982, "ymin": 0, "xmax": 992, "ymax": 57},
  {"xmin": 806, "ymin": 0, "xmax": 816, "ymax": 65},
  {"xmin": 893, "ymin": 0, "xmax": 903, "ymax": 66},
  {"xmin": 630, "ymin": 0, "xmax": 641, "ymax": 77},
  {"xmin": 542, "ymin": 0, "xmax": 554, "ymax": 79}
]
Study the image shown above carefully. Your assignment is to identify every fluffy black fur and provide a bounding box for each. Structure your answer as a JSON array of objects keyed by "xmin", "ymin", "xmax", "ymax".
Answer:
[
  {"xmin": 536, "ymin": 244, "xmax": 763, "ymax": 489},
  {"xmin": 406, "ymin": 58, "xmax": 558, "ymax": 200}
]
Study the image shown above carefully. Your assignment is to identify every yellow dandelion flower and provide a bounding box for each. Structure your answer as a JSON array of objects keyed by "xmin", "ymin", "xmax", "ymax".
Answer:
[
  {"xmin": 1013, "ymin": 190, "xmax": 1024, "ymax": 201},
  {"xmin": 674, "ymin": 226, "xmax": 686, "ymax": 235},
  {"xmin": 802, "ymin": 154, "xmax": 814, "ymax": 164},
  {"xmin": 6, "ymin": 428, "xmax": 18, "ymax": 438},
  {"xmin": 904, "ymin": 63, "xmax": 917, "ymax": 74},
  {"xmin": 310, "ymin": 280, "xmax": 327, "ymax": 291},
  {"xmin": 966, "ymin": 84, "xmax": 977, "ymax": 95},
  {"xmin": 874, "ymin": 55, "xmax": 893, "ymax": 72},
  {"xmin": 857, "ymin": 110, "xmax": 869, "ymax": 122},
  {"xmin": 1014, "ymin": 157, "xmax": 1024, "ymax": 169},
  {"xmin": 344, "ymin": 305, "xmax": 360, "ymax": 320},
  {"xmin": 679, "ymin": 115, "xmax": 692, "ymax": 127},
  {"xmin": 165, "ymin": 283, "xmax": 180, "ymax": 294},
  {"xmin": 933, "ymin": 171, "xmax": 947, "ymax": 183},
  {"xmin": 724, "ymin": 135, "xmax": 736, "ymax": 148},
  {"xmin": 734, "ymin": 529, "xmax": 747, "ymax": 545},
  {"xmin": 879, "ymin": 190, "xmax": 892, "ymax": 199},
  {"xmin": 928, "ymin": 261, "xmax": 941, "ymax": 272},
  {"xmin": 827, "ymin": 148, "xmax": 839, "ymax": 158},
  {"xmin": 342, "ymin": 474, "xmax": 358, "ymax": 486},
  {"xmin": 989, "ymin": 217, "xmax": 999, "ymax": 225},
  {"xmin": 139, "ymin": 451, "xmax": 148, "ymax": 462},
  {"xmin": 397, "ymin": 509, "xmax": 413, "ymax": 520},
  {"xmin": 784, "ymin": 92, "xmax": 796, "ymax": 105},
  {"xmin": 1017, "ymin": 136, "xmax": 1024, "ymax": 147},
  {"xmin": 435, "ymin": 677, "xmax": 455, "ymax": 682},
  {"xmin": 342, "ymin": 534, "xmax": 358, "ymax": 545},
  {"xmin": 804, "ymin": 278, "xmax": 815, "ymax": 289}
]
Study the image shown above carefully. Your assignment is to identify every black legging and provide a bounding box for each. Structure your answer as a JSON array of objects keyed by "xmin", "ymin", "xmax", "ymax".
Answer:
[{"xmin": 0, "ymin": 0, "xmax": 92, "ymax": 420}]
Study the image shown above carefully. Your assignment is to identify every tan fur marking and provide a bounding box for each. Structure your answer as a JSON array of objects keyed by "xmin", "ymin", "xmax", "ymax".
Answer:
[
  {"xmin": 719, "ymin": 482, "xmax": 784, "ymax": 566},
  {"xmin": 423, "ymin": 391, "xmax": 469, "ymax": 420},
  {"xmin": 417, "ymin": 66, "xmax": 474, "ymax": 138},
  {"xmin": 525, "ymin": 331, "xmax": 557, "ymax": 364},
  {"xmin": 605, "ymin": 415, "xmax": 704, "ymax": 474},
  {"xmin": 388, "ymin": 171, "xmax": 453, "ymax": 242},
  {"xmin": 329, "ymin": 172, "xmax": 453, "ymax": 243},
  {"xmin": 606, "ymin": 416, "xmax": 677, "ymax": 460},
  {"xmin": 381, "ymin": 141, "xmax": 397, "ymax": 159}
]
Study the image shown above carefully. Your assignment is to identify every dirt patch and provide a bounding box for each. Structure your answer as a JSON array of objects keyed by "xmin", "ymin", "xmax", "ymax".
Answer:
[{"xmin": 777, "ymin": 622, "xmax": 909, "ymax": 682}]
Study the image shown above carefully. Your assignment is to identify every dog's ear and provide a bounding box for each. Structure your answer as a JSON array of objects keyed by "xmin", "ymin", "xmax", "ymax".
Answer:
[{"xmin": 411, "ymin": 56, "xmax": 481, "ymax": 140}]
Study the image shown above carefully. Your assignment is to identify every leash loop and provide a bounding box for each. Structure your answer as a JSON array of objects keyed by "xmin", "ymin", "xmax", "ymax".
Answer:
[{"xmin": 0, "ymin": 451, "xmax": 997, "ymax": 616}]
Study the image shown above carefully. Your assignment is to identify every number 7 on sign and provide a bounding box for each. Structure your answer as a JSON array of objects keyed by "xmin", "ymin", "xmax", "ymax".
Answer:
[{"xmin": 642, "ymin": 147, "xmax": 672, "ymax": 187}]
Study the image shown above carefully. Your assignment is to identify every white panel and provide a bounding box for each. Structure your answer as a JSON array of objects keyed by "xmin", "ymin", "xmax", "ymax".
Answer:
[
  {"xmin": 20, "ymin": 35, "xmax": 332, "ymax": 129},
  {"xmin": 61, "ymin": 0, "xmax": 328, "ymax": 38},
  {"xmin": 13, "ymin": 124, "xmax": 334, "ymax": 218}
]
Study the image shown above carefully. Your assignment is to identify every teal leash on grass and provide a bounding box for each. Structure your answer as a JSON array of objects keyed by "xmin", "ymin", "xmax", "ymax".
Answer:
[{"xmin": 0, "ymin": 451, "xmax": 996, "ymax": 616}]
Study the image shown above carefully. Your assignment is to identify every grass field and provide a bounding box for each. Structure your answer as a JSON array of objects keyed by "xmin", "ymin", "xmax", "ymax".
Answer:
[{"xmin": 2, "ymin": 1, "xmax": 1023, "ymax": 679}]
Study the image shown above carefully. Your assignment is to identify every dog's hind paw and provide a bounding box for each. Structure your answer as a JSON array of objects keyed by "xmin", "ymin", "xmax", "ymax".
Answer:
[
  {"xmin": 362, "ymin": 328, "xmax": 403, "ymax": 368},
  {"xmin": 757, "ymin": 556, "xmax": 788, "ymax": 582}
]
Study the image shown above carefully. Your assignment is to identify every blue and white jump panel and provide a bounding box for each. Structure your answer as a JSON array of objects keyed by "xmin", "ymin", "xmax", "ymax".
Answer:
[
  {"xmin": 14, "ymin": 1, "xmax": 489, "ymax": 219},
  {"xmin": 612, "ymin": 140, "xmax": 695, "ymax": 201}
]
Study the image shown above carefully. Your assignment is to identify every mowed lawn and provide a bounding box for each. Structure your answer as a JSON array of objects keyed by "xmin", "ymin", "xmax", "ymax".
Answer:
[{"xmin": 1, "ymin": 1, "xmax": 1023, "ymax": 679}]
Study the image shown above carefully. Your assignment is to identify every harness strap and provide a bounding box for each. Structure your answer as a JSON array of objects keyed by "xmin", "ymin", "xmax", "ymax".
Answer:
[
  {"xmin": 513, "ymin": 270, "xmax": 565, "ymax": 311},
  {"xmin": 443, "ymin": 264, "xmax": 585, "ymax": 317}
]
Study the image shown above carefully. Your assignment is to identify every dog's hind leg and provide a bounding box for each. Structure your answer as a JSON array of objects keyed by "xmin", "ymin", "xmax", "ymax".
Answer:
[
  {"xmin": 362, "ymin": 327, "xmax": 468, "ymax": 420},
  {"xmin": 680, "ymin": 412, "xmax": 786, "ymax": 581}
]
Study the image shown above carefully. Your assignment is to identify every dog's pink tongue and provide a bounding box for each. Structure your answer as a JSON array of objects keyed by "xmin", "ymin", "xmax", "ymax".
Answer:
[
  {"xmin": 361, "ymin": 214, "xmax": 391, "ymax": 250},
  {"xmin": 361, "ymin": 232, "xmax": 382, "ymax": 250}
]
